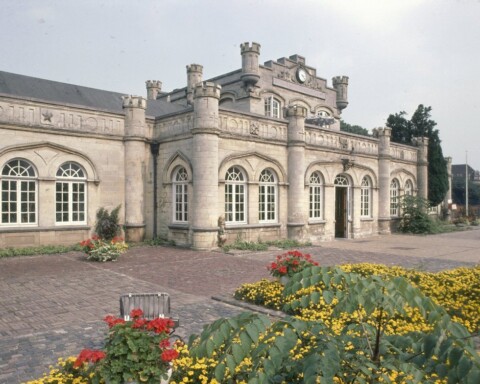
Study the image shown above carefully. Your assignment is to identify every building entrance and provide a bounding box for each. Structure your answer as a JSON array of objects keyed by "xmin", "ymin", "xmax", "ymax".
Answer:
[{"xmin": 334, "ymin": 175, "xmax": 350, "ymax": 238}]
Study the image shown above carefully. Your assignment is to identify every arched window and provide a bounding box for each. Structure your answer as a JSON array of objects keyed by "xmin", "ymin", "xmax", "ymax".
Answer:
[
  {"xmin": 390, "ymin": 179, "xmax": 400, "ymax": 216},
  {"xmin": 309, "ymin": 172, "xmax": 323, "ymax": 219},
  {"xmin": 1, "ymin": 159, "xmax": 37, "ymax": 225},
  {"xmin": 56, "ymin": 162, "xmax": 86, "ymax": 224},
  {"xmin": 259, "ymin": 169, "xmax": 277, "ymax": 222},
  {"xmin": 361, "ymin": 176, "xmax": 372, "ymax": 217},
  {"xmin": 264, "ymin": 96, "xmax": 280, "ymax": 118},
  {"xmin": 225, "ymin": 167, "xmax": 247, "ymax": 224},
  {"xmin": 173, "ymin": 167, "xmax": 188, "ymax": 223},
  {"xmin": 405, "ymin": 180, "xmax": 414, "ymax": 196}
]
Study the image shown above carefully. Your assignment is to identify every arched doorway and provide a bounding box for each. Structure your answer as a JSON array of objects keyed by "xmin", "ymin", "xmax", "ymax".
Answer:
[{"xmin": 334, "ymin": 175, "xmax": 351, "ymax": 238}]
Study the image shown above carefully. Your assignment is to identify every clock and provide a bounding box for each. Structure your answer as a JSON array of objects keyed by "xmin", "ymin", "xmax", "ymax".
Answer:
[{"xmin": 296, "ymin": 68, "xmax": 307, "ymax": 83}]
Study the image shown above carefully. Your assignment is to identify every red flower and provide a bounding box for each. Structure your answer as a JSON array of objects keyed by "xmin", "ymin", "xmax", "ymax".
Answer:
[
  {"xmin": 74, "ymin": 349, "xmax": 105, "ymax": 368},
  {"xmin": 133, "ymin": 318, "xmax": 148, "ymax": 329},
  {"xmin": 278, "ymin": 266, "xmax": 288, "ymax": 275},
  {"xmin": 130, "ymin": 308, "xmax": 144, "ymax": 319},
  {"xmin": 147, "ymin": 317, "xmax": 174, "ymax": 334},
  {"xmin": 159, "ymin": 338, "xmax": 171, "ymax": 348},
  {"xmin": 104, "ymin": 315, "xmax": 125, "ymax": 328},
  {"xmin": 160, "ymin": 348, "xmax": 179, "ymax": 362}
]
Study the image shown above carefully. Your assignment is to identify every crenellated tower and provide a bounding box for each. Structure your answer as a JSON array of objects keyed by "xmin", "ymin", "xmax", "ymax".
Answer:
[
  {"xmin": 186, "ymin": 64, "xmax": 203, "ymax": 105},
  {"xmin": 413, "ymin": 136, "xmax": 429, "ymax": 201},
  {"xmin": 332, "ymin": 76, "xmax": 349, "ymax": 113},
  {"xmin": 240, "ymin": 42, "xmax": 261, "ymax": 92},
  {"xmin": 145, "ymin": 80, "xmax": 162, "ymax": 100},
  {"xmin": 122, "ymin": 95, "xmax": 148, "ymax": 242},
  {"xmin": 191, "ymin": 81, "xmax": 222, "ymax": 249}
]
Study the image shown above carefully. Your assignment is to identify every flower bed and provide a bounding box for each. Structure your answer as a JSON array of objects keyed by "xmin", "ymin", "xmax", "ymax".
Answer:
[{"xmin": 80, "ymin": 235, "xmax": 128, "ymax": 262}]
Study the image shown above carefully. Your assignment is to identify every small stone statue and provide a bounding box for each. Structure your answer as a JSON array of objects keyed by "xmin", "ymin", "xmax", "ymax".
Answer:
[{"xmin": 217, "ymin": 215, "xmax": 227, "ymax": 247}]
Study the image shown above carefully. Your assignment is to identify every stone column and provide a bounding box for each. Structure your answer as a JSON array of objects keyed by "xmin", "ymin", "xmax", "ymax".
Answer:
[
  {"xmin": 123, "ymin": 95, "xmax": 148, "ymax": 242},
  {"xmin": 443, "ymin": 157, "xmax": 452, "ymax": 220},
  {"xmin": 414, "ymin": 137, "xmax": 429, "ymax": 201},
  {"xmin": 286, "ymin": 106, "xmax": 307, "ymax": 240},
  {"xmin": 377, "ymin": 127, "xmax": 391, "ymax": 234},
  {"xmin": 186, "ymin": 64, "xmax": 203, "ymax": 106},
  {"xmin": 191, "ymin": 82, "xmax": 222, "ymax": 249}
]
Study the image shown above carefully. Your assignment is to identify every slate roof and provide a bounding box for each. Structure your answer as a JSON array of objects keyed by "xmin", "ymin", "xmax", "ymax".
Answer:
[{"xmin": 0, "ymin": 71, "xmax": 188, "ymax": 117}]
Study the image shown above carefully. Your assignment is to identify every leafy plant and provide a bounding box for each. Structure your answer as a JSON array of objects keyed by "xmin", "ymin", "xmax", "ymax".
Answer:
[
  {"xmin": 267, "ymin": 250, "xmax": 319, "ymax": 278},
  {"xmin": 80, "ymin": 235, "xmax": 128, "ymax": 262},
  {"xmin": 0, "ymin": 244, "xmax": 81, "ymax": 258},
  {"xmin": 183, "ymin": 266, "xmax": 480, "ymax": 383},
  {"xmin": 398, "ymin": 195, "xmax": 438, "ymax": 234},
  {"xmin": 94, "ymin": 205, "xmax": 121, "ymax": 241},
  {"xmin": 98, "ymin": 309, "xmax": 177, "ymax": 384}
]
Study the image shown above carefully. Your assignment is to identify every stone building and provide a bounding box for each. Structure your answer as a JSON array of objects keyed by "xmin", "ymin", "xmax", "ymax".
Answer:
[{"xmin": 0, "ymin": 42, "xmax": 428, "ymax": 249}]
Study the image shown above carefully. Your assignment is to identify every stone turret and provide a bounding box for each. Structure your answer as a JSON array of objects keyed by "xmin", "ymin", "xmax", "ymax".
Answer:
[
  {"xmin": 145, "ymin": 80, "xmax": 162, "ymax": 100},
  {"xmin": 413, "ymin": 136, "xmax": 429, "ymax": 200},
  {"xmin": 122, "ymin": 95, "xmax": 147, "ymax": 242},
  {"xmin": 332, "ymin": 76, "xmax": 349, "ymax": 113},
  {"xmin": 191, "ymin": 82, "xmax": 222, "ymax": 249},
  {"xmin": 377, "ymin": 127, "xmax": 391, "ymax": 234},
  {"xmin": 240, "ymin": 42, "xmax": 261, "ymax": 91},
  {"xmin": 186, "ymin": 64, "xmax": 203, "ymax": 105}
]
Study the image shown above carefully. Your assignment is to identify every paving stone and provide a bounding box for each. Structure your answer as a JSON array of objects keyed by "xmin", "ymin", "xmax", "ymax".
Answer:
[{"xmin": 0, "ymin": 229, "xmax": 479, "ymax": 383}]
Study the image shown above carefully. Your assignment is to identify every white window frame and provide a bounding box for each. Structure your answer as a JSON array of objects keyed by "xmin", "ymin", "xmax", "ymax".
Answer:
[
  {"xmin": 360, "ymin": 176, "xmax": 372, "ymax": 217},
  {"xmin": 259, "ymin": 169, "xmax": 277, "ymax": 223},
  {"xmin": 264, "ymin": 96, "xmax": 280, "ymax": 118},
  {"xmin": 1, "ymin": 159, "xmax": 38, "ymax": 226},
  {"xmin": 225, "ymin": 166, "xmax": 247, "ymax": 224},
  {"xmin": 309, "ymin": 172, "xmax": 323, "ymax": 220},
  {"xmin": 55, "ymin": 162, "xmax": 87, "ymax": 225},
  {"xmin": 334, "ymin": 175, "xmax": 352, "ymax": 220},
  {"xmin": 390, "ymin": 179, "xmax": 400, "ymax": 216},
  {"xmin": 173, "ymin": 167, "xmax": 188, "ymax": 223}
]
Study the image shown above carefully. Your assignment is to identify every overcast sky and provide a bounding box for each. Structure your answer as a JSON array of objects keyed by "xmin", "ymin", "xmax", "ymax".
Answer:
[{"xmin": 1, "ymin": 0, "xmax": 479, "ymax": 169}]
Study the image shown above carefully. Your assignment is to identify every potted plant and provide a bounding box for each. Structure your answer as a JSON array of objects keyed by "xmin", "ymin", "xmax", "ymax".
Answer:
[
  {"xmin": 80, "ymin": 235, "xmax": 128, "ymax": 262},
  {"xmin": 74, "ymin": 309, "xmax": 178, "ymax": 383},
  {"xmin": 267, "ymin": 250, "xmax": 319, "ymax": 284}
]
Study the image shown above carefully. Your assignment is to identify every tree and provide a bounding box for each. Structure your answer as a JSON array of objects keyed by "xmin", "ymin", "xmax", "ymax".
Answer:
[
  {"xmin": 94, "ymin": 205, "xmax": 121, "ymax": 240},
  {"xmin": 340, "ymin": 120, "xmax": 370, "ymax": 136},
  {"xmin": 386, "ymin": 105, "xmax": 449, "ymax": 206}
]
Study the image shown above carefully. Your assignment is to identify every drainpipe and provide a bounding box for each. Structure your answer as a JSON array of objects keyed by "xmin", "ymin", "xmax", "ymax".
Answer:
[{"xmin": 150, "ymin": 141, "xmax": 160, "ymax": 239}]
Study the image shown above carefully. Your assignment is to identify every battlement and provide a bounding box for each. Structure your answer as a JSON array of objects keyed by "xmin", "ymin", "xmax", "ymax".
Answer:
[
  {"xmin": 187, "ymin": 64, "xmax": 203, "ymax": 73},
  {"xmin": 332, "ymin": 76, "xmax": 349, "ymax": 86},
  {"xmin": 240, "ymin": 42, "xmax": 261, "ymax": 54},
  {"xmin": 286, "ymin": 105, "xmax": 308, "ymax": 118},
  {"xmin": 289, "ymin": 54, "xmax": 305, "ymax": 65},
  {"xmin": 194, "ymin": 82, "xmax": 222, "ymax": 99},
  {"xmin": 146, "ymin": 80, "xmax": 162, "ymax": 88},
  {"xmin": 122, "ymin": 95, "xmax": 147, "ymax": 109}
]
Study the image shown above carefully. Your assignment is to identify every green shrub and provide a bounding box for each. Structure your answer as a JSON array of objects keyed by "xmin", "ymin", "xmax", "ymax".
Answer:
[
  {"xmin": 94, "ymin": 205, "xmax": 121, "ymax": 240},
  {"xmin": 399, "ymin": 195, "xmax": 437, "ymax": 234},
  {"xmin": 0, "ymin": 244, "xmax": 81, "ymax": 258}
]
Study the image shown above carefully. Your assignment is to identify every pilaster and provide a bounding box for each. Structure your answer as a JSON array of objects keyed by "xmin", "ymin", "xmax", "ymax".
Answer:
[{"xmin": 377, "ymin": 127, "xmax": 391, "ymax": 234}]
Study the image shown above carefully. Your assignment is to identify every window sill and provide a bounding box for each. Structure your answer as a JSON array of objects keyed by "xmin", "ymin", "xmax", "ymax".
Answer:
[
  {"xmin": 360, "ymin": 218, "xmax": 374, "ymax": 222},
  {"xmin": 308, "ymin": 220, "xmax": 326, "ymax": 225},
  {"xmin": 226, "ymin": 223, "xmax": 281, "ymax": 229},
  {"xmin": 0, "ymin": 225, "xmax": 90, "ymax": 233}
]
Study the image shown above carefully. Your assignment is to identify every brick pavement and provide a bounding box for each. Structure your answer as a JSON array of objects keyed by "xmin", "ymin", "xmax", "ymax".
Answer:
[{"xmin": 0, "ymin": 229, "xmax": 478, "ymax": 383}]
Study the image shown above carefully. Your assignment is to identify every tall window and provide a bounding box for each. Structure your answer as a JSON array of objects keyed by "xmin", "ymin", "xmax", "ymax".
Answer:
[
  {"xmin": 390, "ymin": 179, "xmax": 400, "ymax": 216},
  {"xmin": 56, "ymin": 162, "xmax": 86, "ymax": 224},
  {"xmin": 173, "ymin": 167, "xmax": 188, "ymax": 222},
  {"xmin": 225, "ymin": 167, "xmax": 246, "ymax": 224},
  {"xmin": 309, "ymin": 172, "xmax": 323, "ymax": 219},
  {"xmin": 405, "ymin": 180, "xmax": 414, "ymax": 196},
  {"xmin": 360, "ymin": 176, "xmax": 371, "ymax": 217},
  {"xmin": 264, "ymin": 96, "xmax": 280, "ymax": 118},
  {"xmin": 259, "ymin": 169, "xmax": 277, "ymax": 222},
  {"xmin": 1, "ymin": 159, "xmax": 37, "ymax": 225}
]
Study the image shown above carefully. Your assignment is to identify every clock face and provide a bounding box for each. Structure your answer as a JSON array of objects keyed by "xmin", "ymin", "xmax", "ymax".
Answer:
[{"xmin": 297, "ymin": 68, "xmax": 307, "ymax": 83}]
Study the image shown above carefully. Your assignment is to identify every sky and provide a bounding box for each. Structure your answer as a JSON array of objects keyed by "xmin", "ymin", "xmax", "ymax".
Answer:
[{"xmin": 1, "ymin": 0, "xmax": 479, "ymax": 169}]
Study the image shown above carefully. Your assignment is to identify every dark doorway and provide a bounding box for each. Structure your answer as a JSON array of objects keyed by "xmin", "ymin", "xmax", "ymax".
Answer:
[{"xmin": 335, "ymin": 186, "xmax": 347, "ymax": 238}]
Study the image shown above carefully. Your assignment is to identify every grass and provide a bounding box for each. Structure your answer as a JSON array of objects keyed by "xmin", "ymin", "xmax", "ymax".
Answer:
[{"xmin": 223, "ymin": 238, "xmax": 312, "ymax": 252}]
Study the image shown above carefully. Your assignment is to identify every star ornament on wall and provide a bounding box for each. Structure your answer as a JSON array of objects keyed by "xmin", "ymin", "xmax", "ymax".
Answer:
[{"xmin": 42, "ymin": 111, "xmax": 53, "ymax": 122}]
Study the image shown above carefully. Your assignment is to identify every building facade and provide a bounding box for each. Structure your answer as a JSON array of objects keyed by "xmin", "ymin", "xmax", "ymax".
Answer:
[{"xmin": 0, "ymin": 42, "xmax": 428, "ymax": 249}]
